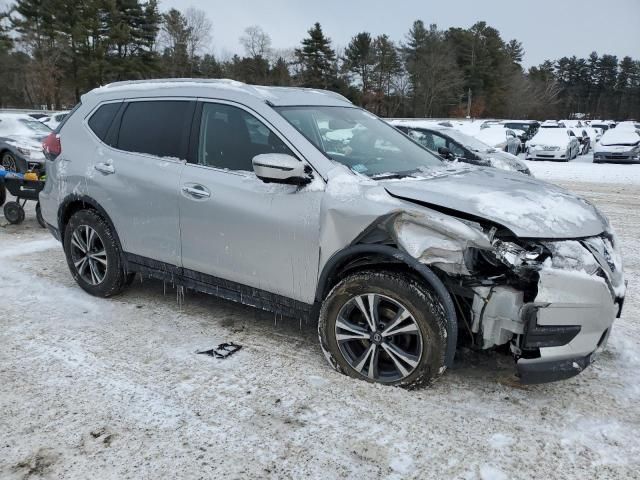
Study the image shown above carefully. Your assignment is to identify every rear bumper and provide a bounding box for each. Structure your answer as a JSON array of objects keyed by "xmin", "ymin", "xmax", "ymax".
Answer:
[{"xmin": 46, "ymin": 222, "xmax": 61, "ymax": 242}]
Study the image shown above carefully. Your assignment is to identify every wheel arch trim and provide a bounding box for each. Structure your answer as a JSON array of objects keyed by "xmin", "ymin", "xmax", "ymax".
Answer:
[{"xmin": 57, "ymin": 194, "xmax": 125, "ymax": 261}]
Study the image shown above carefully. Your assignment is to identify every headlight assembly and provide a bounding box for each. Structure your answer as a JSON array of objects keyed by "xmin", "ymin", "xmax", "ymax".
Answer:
[{"xmin": 16, "ymin": 147, "xmax": 31, "ymax": 156}]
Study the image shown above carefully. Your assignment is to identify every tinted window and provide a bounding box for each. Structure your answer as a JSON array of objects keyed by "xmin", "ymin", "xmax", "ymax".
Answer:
[
  {"xmin": 117, "ymin": 101, "xmax": 192, "ymax": 159},
  {"xmin": 198, "ymin": 103, "xmax": 292, "ymax": 171},
  {"xmin": 88, "ymin": 103, "xmax": 120, "ymax": 141}
]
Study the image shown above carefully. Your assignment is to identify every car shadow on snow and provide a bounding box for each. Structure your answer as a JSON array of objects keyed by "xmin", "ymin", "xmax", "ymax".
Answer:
[{"xmin": 119, "ymin": 275, "xmax": 540, "ymax": 388}]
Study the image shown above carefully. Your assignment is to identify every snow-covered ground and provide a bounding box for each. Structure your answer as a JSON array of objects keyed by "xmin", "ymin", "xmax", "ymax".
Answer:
[
  {"xmin": 524, "ymin": 152, "xmax": 640, "ymax": 185},
  {"xmin": 1, "ymin": 162, "xmax": 639, "ymax": 479}
]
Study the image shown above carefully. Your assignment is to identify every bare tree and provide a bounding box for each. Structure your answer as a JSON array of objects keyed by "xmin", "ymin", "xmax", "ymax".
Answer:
[
  {"xmin": 184, "ymin": 7, "xmax": 212, "ymax": 60},
  {"xmin": 240, "ymin": 25, "xmax": 272, "ymax": 59}
]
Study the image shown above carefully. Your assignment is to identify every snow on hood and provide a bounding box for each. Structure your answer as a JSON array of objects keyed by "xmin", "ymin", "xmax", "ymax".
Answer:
[
  {"xmin": 383, "ymin": 167, "xmax": 608, "ymax": 239},
  {"xmin": 599, "ymin": 128, "xmax": 640, "ymax": 147},
  {"xmin": 529, "ymin": 128, "xmax": 571, "ymax": 147},
  {"xmin": 4, "ymin": 135, "xmax": 45, "ymax": 149},
  {"xmin": 474, "ymin": 127, "xmax": 507, "ymax": 146}
]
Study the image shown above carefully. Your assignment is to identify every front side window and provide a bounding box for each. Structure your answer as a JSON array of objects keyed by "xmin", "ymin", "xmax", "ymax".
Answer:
[
  {"xmin": 117, "ymin": 100, "xmax": 193, "ymax": 159},
  {"xmin": 198, "ymin": 103, "xmax": 292, "ymax": 171},
  {"xmin": 276, "ymin": 106, "xmax": 442, "ymax": 177}
]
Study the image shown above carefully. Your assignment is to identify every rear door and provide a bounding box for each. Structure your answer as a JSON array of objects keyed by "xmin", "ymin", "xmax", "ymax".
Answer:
[
  {"xmin": 178, "ymin": 100, "xmax": 323, "ymax": 304},
  {"xmin": 86, "ymin": 98, "xmax": 195, "ymax": 267}
]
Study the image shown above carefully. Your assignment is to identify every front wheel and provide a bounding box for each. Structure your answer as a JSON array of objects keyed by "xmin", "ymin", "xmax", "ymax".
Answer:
[
  {"xmin": 318, "ymin": 271, "xmax": 448, "ymax": 389},
  {"xmin": 63, "ymin": 209, "xmax": 129, "ymax": 297}
]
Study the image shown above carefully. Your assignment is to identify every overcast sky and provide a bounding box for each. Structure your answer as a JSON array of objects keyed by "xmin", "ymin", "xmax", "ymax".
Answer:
[{"xmin": 163, "ymin": 0, "xmax": 640, "ymax": 68}]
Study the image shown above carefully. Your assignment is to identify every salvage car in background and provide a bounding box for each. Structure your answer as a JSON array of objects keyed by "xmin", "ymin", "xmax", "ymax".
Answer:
[
  {"xmin": 0, "ymin": 113, "xmax": 51, "ymax": 172},
  {"xmin": 502, "ymin": 120, "xmax": 540, "ymax": 144},
  {"xmin": 526, "ymin": 127, "xmax": 581, "ymax": 161},
  {"xmin": 593, "ymin": 127, "xmax": 640, "ymax": 163},
  {"xmin": 40, "ymin": 79, "xmax": 625, "ymax": 388},
  {"xmin": 473, "ymin": 126, "xmax": 521, "ymax": 154},
  {"xmin": 390, "ymin": 120, "xmax": 531, "ymax": 175},
  {"xmin": 40, "ymin": 111, "xmax": 69, "ymax": 130}
]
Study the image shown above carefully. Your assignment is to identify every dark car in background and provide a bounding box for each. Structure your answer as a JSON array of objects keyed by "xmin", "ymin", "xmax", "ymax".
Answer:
[{"xmin": 502, "ymin": 120, "xmax": 540, "ymax": 144}]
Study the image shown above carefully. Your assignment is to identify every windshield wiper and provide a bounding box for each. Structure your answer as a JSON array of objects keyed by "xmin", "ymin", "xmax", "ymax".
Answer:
[{"xmin": 371, "ymin": 172, "xmax": 416, "ymax": 180}]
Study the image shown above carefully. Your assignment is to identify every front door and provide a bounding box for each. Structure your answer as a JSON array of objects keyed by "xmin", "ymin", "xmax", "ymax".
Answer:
[{"xmin": 178, "ymin": 101, "xmax": 323, "ymax": 304}]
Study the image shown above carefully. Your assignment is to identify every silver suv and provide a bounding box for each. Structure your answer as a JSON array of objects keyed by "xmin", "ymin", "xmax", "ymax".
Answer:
[{"xmin": 40, "ymin": 79, "xmax": 625, "ymax": 388}]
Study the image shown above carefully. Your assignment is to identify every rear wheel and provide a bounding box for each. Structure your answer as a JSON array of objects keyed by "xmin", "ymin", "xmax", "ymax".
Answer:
[
  {"xmin": 0, "ymin": 183, "xmax": 5, "ymax": 207},
  {"xmin": 63, "ymin": 209, "xmax": 129, "ymax": 297},
  {"xmin": 318, "ymin": 271, "xmax": 448, "ymax": 389}
]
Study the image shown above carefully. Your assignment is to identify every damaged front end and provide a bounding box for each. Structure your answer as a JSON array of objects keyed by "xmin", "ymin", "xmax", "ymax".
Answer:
[
  {"xmin": 381, "ymin": 205, "xmax": 625, "ymax": 384},
  {"xmin": 319, "ymin": 166, "xmax": 624, "ymax": 384},
  {"xmin": 446, "ymin": 226, "xmax": 625, "ymax": 384}
]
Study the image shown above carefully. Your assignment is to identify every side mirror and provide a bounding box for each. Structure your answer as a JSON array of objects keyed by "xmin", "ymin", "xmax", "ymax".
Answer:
[
  {"xmin": 252, "ymin": 153, "xmax": 312, "ymax": 185},
  {"xmin": 437, "ymin": 146, "xmax": 454, "ymax": 159}
]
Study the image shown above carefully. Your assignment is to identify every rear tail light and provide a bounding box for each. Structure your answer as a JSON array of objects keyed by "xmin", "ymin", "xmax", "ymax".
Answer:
[{"xmin": 42, "ymin": 132, "xmax": 61, "ymax": 160}]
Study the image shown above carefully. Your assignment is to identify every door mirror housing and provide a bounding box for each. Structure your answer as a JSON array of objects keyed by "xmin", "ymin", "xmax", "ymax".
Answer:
[
  {"xmin": 437, "ymin": 146, "xmax": 454, "ymax": 159},
  {"xmin": 252, "ymin": 153, "xmax": 312, "ymax": 185}
]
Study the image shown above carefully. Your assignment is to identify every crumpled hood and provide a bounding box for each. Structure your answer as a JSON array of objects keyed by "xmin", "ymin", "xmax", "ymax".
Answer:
[{"xmin": 384, "ymin": 167, "xmax": 608, "ymax": 239}]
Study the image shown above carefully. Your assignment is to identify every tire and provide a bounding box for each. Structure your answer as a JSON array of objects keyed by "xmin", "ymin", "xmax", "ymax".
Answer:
[
  {"xmin": 63, "ymin": 209, "xmax": 129, "ymax": 297},
  {"xmin": 0, "ymin": 183, "xmax": 5, "ymax": 207},
  {"xmin": 1, "ymin": 151, "xmax": 18, "ymax": 172},
  {"xmin": 3, "ymin": 201, "xmax": 25, "ymax": 224},
  {"xmin": 318, "ymin": 270, "xmax": 448, "ymax": 389},
  {"xmin": 35, "ymin": 202, "xmax": 46, "ymax": 228}
]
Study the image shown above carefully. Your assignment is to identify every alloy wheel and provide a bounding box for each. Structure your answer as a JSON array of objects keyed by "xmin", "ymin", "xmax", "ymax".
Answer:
[
  {"xmin": 335, "ymin": 294, "xmax": 423, "ymax": 382},
  {"xmin": 69, "ymin": 225, "xmax": 108, "ymax": 285},
  {"xmin": 2, "ymin": 153, "xmax": 17, "ymax": 172}
]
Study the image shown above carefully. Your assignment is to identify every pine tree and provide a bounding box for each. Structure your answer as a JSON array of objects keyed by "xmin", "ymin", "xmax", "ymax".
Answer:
[
  {"xmin": 295, "ymin": 22, "xmax": 336, "ymax": 89},
  {"xmin": 343, "ymin": 32, "xmax": 375, "ymax": 93}
]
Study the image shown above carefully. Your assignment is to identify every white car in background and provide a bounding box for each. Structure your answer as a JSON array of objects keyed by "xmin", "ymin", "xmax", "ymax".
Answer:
[
  {"xmin": 526, "ymin": 127, "xmax": 581, "ymax": 161},
  {"xmin": 540, "ymin": 120, "xmax": 567, "ymax": 129},
  {"xmin": 593, "ymin": 128, "xmax": 640, "ymax": 163},
  {"xmin": 615, "ymin": 121, "xmax": 640, "ymax": 132},
  {"xmin": 40, "ymin": 111, "xmax": 69, "ymax": 130},
  {"xmin": 472, "ymin": 126, "xmax": 521, "ymax": 155}
]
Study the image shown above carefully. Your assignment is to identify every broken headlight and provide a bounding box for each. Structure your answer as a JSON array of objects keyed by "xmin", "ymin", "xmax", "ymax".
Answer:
[{"xmin": 491, "ymin": 239, "xmax": 547, "ymax": 269}]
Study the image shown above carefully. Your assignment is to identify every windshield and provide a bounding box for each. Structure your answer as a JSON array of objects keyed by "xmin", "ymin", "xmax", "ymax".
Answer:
[
  {"xmin": 443, "ymin": 129, "xmax": 493, "ymax": 152},
  {"xmin": 504, "ymin": 123, "xmax": 532, "ymax": 132},
  {"xmin": 19, "ymin": 119, "xmax": 51, "ymax": 134},
  {"xmin": 276, "ymin": 106, "xmax": 442, "ymax": 177}
]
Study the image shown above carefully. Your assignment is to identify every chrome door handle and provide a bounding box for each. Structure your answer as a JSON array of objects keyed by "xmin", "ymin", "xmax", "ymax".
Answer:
[
  {"xmin": 94, "ymin": 162, "xmax": 115, "ymax": 174},
  {"xmin": 182, "ymin": 185, "xmax": 211, "ymax": 198}
]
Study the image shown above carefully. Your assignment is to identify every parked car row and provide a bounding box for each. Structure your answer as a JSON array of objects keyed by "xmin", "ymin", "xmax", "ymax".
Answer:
[{"xmin": 395, "ymin": 116, "xmax": 639, "ymax": 165}]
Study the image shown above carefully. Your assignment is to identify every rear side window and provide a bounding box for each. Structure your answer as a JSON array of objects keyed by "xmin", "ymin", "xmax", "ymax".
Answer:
[
  {"xmin": 88, "ymin": 103, "xmax": 120, "ymax": 141},
  {"xmin": 117, "ymin": 101, "xmax": 193, "ymax": 159}
]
